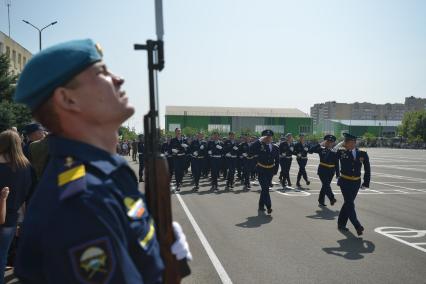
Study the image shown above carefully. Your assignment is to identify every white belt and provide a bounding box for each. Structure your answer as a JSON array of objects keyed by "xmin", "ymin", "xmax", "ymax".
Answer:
[
  {"xmin": 176, "ymin": 153, "xmax": 185, "ymax": 156},
  {"xmin": 211, "ymin": 155, "xmax": 222, "ymax": 158}
]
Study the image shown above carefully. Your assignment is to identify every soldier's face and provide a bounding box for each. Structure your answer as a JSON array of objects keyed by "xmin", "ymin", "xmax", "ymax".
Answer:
[
  {"xmin": 229, "ymin": 133, "xmax": 235, "ymax": 140},
  {"xmin": 175, "ymin": 130, "xmax": 181, "ymax": 137},
  {"xmin": 64, "ymin": 61, "xmax": 134, "ymax": 127},
  {"xmin": 287, "ymin": 136, "xmax": 293, "ymax": 143},
  {"xmin": 345, "ymin": 140, "xmax": 356, "ymax": 150},
  {"xmin": 324, "ymin": 140, "xmax": 333, "ymax": 148}
]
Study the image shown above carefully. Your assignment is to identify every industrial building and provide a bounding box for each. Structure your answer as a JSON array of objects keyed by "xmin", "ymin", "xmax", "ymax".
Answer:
[
  {"xmin": 165, "ymin": 106, "xmax": 312, "ymax": 135},
  {"xmin": 316, "ymin": 119, "xmax": 401, "ymax": 137},
  {"xmin": 0, "ymin": 31, "xmax": 32, "ymax": 75}
]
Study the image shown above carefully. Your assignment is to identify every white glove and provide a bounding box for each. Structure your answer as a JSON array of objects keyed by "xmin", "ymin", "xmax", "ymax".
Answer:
[
  {"xmin": 172, "ymin": 149, "xmax": 178, "ymax": 154},
  {"xmin": 304, "ymin": 147, "xmax": 308, "ymax": 151},
  {"xmin": 242, "ymin": 153, "xmax": 248, "ymax": 157},
  {"xmin": 290, "ymin": 147, "xmax": 294, "ymax": 151},
  {"xmin": 226, "ymin": 153, "xmax": 232, "ymax": 157},
  {"xmin": 171, "ymin": 222, "xmax": 192, "ymax": 261},
  {"xmin": 182, "ymin": 143, "xmax": 188, "ymax": 148},
  {"xmin": 233, "ymin": 146, "xmax": 238, "ymax": 151},
  {"xmin": 216, "ymin": 145, "xmax": 223, "ymax": 150},
  {"xmin": 208, "ymin": 150, "xmax": 212, "ymax": 155},
  {"xmin": 200, "ymin": 145, "xmax": 205, "ymax": 150},
  {"xmin": 297, "ymin": 153, "xmax": 301, "ymax": 158},
  {"xmin": 193, "ymin": 151, "xmax": 198, "ymax": 157}
]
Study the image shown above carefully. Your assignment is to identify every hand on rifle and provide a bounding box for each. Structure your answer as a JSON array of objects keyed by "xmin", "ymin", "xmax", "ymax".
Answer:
[{"xmin": 171, "ymin": 222, "xmax": 192, "ymax": 261}]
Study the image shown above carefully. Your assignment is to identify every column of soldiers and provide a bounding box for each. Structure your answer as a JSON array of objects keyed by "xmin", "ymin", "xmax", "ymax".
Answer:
[{"xmin": 161, "ymin": 129, "xmax": 371, "ymax": 236}]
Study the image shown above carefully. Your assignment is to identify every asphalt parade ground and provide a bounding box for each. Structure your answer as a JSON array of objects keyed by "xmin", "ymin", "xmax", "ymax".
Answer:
[
  {"xmin": 134, "ymin": 148, "xmax": 426, "ymax": 284},
  {"xmin": 4, "ymin": 148, "xmax": 426, "ymax": 284}
]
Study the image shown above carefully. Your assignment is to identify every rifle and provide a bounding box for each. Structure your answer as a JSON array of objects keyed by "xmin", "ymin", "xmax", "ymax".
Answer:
[{"xmin": 134, "ymin": 0, "xmax": 191, "ymax": 282}]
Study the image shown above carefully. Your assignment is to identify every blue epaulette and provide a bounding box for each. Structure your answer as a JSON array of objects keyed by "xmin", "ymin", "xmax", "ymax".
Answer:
[{"xmin": 57, "ymin": 156, "xmax": 87, "ymax": 201}]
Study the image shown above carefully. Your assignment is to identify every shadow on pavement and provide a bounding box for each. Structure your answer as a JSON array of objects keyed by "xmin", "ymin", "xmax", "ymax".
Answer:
[
  {"xmin": 322, "ymin": 231, "xmax": 375, "ymax": 260},
  {"xmin": 306, "ymin": 206, "xmax": 340, "ymax": 220},
  {"xmin": 235, "ymin": 212, "xmax": 273, "ymax": 228}
]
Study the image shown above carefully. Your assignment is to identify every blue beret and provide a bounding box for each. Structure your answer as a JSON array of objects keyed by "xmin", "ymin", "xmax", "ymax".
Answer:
[
  {"xmin": 14, "ymin": 39, "xmax": 103, "ymax": 111},
  {"xmin": 343, "ymin": 133, "xmax": 357, "ymax": 141},
  {"xmin": 24, "ymin": 123, "xmax": 44, "ymax": 135},
  {"xmin": 261, "ymin": 129, "xmax": 274, "ymax": 137},
  {"xmin": 324, "ymin": 134, "xmax": 336, "ymax": 142}
]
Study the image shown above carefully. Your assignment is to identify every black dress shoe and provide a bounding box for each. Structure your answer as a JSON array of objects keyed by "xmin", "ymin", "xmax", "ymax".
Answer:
[
  {"xmin": 193, "ymin": 186, "xmax": 199, "ymax": 191},
  {"xmin": 267, "ymin": 208, "xmax": 273, "ymax": 214},
  {"xmin": 318, "ymin": 203, "xmax": 327, "ymax": 207},
  {"xmin": 258, "ymin": 208, "xmax": 266, "ymax": 212},
  {"xmin": 338, "ymin": 226, "xmax": 349, "ymax": 232},
  {"xmin": 356, "ymin": 226, "xmax": 364, "ymax": 236},
  {"xmin": 139, "ymin": 177, "xmax": 144, "ymax": 182},
  {"xmin": 306, "ymin": 180, "xmax": 311, "ymax": 185},
  {"xmin": 330, "ymin": 198, "xmax": 337, "ymax": 206},
  {"xmin": 296, "ymin": 182, "xmax": 301, "ymax": 187},
  {"xmin": 176, "ymin": 187, "xmax": 181, "ymax": 192},
  {"xmin": 288, "ymin": 182, "xmax": 292, "ymax": 187}
]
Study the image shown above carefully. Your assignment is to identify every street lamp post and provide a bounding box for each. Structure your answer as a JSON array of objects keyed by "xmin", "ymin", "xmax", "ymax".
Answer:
[{"xmin": 22, "ymin": 20, "xmax": 58, "ymax": 51}]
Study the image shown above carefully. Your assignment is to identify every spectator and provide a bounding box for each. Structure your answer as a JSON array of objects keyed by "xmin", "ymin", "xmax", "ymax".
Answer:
[{"xmin": 0, "ymin": 130, "xmax": 34, "ymax": 282}]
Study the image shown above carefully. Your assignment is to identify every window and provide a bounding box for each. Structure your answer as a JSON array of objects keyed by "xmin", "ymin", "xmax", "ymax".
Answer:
[
  {"xmin": 208, "ymin": 124, "xmax": 230, "ymax": 132},
  {"xmin": 6, "ymin": 46, "xmax": 10, "ymax": 57},
  {"xmin": 255, "ymin": 125, "xmax": 284, "ymax": 134},
  {"xmin": 12, "ymin": 50, "xmax": 16, "ymax": 68},
  {"xmin": 299, "ymin": 125, "xmax": 310, "ymax": 134},
  {"xmin": 168, "ymin": 123, "xmax": 181, "ymax": 132},
  {"xmin": 23, "ymin": 56, "xmax": 27, "ymax": 66},
  {"xmin": 0, "ymin": 42, "xmax": 3, "ymax": 54},
  {"xmin": 18, "ymin": 54, "xmax": 22, "ymax": 70}
]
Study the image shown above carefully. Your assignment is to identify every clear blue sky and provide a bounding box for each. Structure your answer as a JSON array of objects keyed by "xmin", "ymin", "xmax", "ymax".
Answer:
[{"xmin": 1, "ymin": 0, "xmax": 425, "ymax": 132}]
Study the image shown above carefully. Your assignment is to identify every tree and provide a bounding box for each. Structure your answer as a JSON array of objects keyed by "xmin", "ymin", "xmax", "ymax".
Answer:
[
  {"xmin": 399, "ymin": 110, "xmax": 426, "ymax": 142},
  {"xmin": 0, "ymin": 54, "xmax": 32, "ymax": 131},
  {"xmin": 119, "ymin": 126, "xmax": 139, "ymax": 141}
]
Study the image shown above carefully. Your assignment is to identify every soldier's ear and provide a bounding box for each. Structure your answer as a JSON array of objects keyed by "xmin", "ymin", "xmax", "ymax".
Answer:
[{"xmin": 52, "ymin": 87, "xmax": 82, "ymax": 113}]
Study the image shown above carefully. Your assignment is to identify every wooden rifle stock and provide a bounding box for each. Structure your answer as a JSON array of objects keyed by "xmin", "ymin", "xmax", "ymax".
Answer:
[{"xmin": 138, "ymin": 39, "xmax": 191, "ymax": 283}]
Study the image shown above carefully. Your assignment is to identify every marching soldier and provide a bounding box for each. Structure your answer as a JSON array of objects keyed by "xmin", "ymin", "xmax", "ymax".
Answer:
[
  {"xmin": 309, "ymin": 135, "xmax": 339, "ymax": 206},
  {"xmin": 223, "ymin": 132, "xmax": 239, "ymax": 190},
  {"xmin": 189, "ymin": 132, "xmax": 205, "ymax": 191},
  {"xmin": 131, "ymin": 139, "xmax": 138, "ymax": 161},
  {"xmin": 294, "ymin": 134, "xmax": 311, "ymax": 187},
  {"xmin": 170, "ymin": 128, "xmax": 189, "ymax": 191},
  {"xmin": 137, "ymin": 134, "xmax": 145, "ymax": 182},
  {"xmin": 161, "ymin": 136, "xmax": 174, "ymax": 178},
  {"xmin": 13, "ymin": 39, "xmax": 191, "ymax": 283},
  {"xmin": 249, "ymin": 136, "xmax": 258, "ymax": 181},
  {"xmin": 279, "ymin": 133, "xmax": 295, "ymax": 188},
  {"xmin": 335, "ymin": 133, "xmax": 371, "ymax": 236},
  {"xmin": 207, "ymin": 132, "xmax": 224, "ymax": 191},
  {"xmin": 250, "ymin": 130, "xmax": 279, "ymax": 214},
  {"xmin": 238, "ymin": 134, "xmax": 251, "ymax": 190}
]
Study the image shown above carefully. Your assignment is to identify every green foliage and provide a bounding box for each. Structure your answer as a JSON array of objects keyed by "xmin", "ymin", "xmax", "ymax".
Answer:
[
  {"xmin": 0, "ymin": 55, "xmax": 32, "ymax": 131},
  {"xmin": 399, "ymin": 110, "xmax": 426, "ymax": 142},
  {"xmin": 363, "ymin": 132, "xmax": 377, "ymax": 144},
  {"xmin": 119, "ymin": 126, "xmax": 139, "ymax": 141}
]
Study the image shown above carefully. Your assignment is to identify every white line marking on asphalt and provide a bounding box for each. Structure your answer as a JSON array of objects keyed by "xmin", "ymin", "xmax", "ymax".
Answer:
[
  {"xmin": 175, "ymin": 193, "xmax": 233, "ymax": 284},
  {"xmin": 375, "ymin": 227, "xmax": 426, "ymax": 253},
  {"xmin": 275, "ymin": 190, "xmax": 311, "ymax": 196}
]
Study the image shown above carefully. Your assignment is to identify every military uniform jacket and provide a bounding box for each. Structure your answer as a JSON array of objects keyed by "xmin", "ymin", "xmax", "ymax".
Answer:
[
  {"xmin": 238, "ymin": 142, "xmax": 250, "ymax": 160},
  {"xmin": 309, "ymin": 144, "xmax": 340, "ymax": 177},
  {"xmin": 170, "ymin": 137, "xmax": 189, "ymax": 157},
  {"xmin": 223, "ymin": 140, "xmax": 239, "ymax": 158},
  {"xmin": 336, "ymin": 147, "xmax": 371, "ymax": 187},
  {"xmin": 138, "ymin": 142, "xmax": 145, "ymax": 158},
  {"xmin": 279, "ymin": 141, "xmax": 295, "ymax": 159},
  {"xmin": 189, "ymin": 139, "xmax": 208, "ymax": 158},
  {"xmin": 161, "ymin": 142, "xmax": 171, "ymax": 158},
  {"xmin": 249, "ymin": 140, "xmax": 280, "ymax": 174},
  {"xmin": 207, "ymin": 140, "xmax": 224, "ymax": 157},
  {"xmin": 15, "ymin": 136, "xmax": 164, "ymax": 284},
  {"xmin": 294, "ymin": 142, "xmax": 310, "ymax": 159}
]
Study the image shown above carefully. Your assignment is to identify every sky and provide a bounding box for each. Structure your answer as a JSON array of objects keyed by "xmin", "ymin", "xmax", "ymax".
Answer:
[{"xmin": 1, "ymin": 0, "xmax": 425, "ymax": 132}]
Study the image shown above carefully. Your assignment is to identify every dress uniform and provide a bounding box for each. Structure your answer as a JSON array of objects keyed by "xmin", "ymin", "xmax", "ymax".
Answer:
[
  {"xmin": 207, "ymin": 133, "xmax": 224, "ymax": 191},
  {"xmin": 238, "ymin": 136, "xmax": 251, "ymax": 190},
  {"xmin": 309, "ymin": 135, "xmax": 339, "ymax": 206},
  {"xmin": 294, "ymin": 134, "xmax": 311, "ymax": 187},
  {"xmin": 223, "ymin": 133, "xmax": 239, "ymax": 190},
  {"xmin": 170, "ymin": 130, "xmax": 189, "ymax": 191},
  {"xmin": 137, "ymin": 137, "xmax": 145, "ymax": 182},
  {"xmin": 336, "ymin": 133, "xmax": 371, "ymax": 236},
  {"xmin": 279, "ymin": 133, "xmax": 295, "ymax": 187},
  {"xmin": 189, "ymin": 135, "xmax": 205, "ymax": 191},
  {"xmin": 161, "ymin": 139, "xmax": 173, "ymax": 178},
  {"xmin": 13, "ymin": 39, "xmax": 191, "ymax": 283},
  {"xmin": 198, "ymin": 139, "xmax": 209, "ymax": 178},
  {"xmin": 249, "ymin": 136, "xmax": 258, "ymax": 181},
  {"xmin": 22, "ymin": 123, "xmax": 45, "ymax": 159},
  {"xmin": 250, "ymin": 130, "xmax": 280, "ymax": 214}
]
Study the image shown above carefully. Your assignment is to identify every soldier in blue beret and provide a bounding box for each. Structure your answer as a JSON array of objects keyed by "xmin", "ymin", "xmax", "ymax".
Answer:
[
  {"xmin": 13, "ymin": 39, "xmax": 191, "ymax": 283},
  {"xmin": 250, "ymin": 130, "xmax": 280, "ymax": 214},
  {"xmin": 334, "ymin": 133, "xmax": 371, "ymax": 236},
  {"xmin": 309, "ymin": 134, "xmax": 339, "ymax": 206}
]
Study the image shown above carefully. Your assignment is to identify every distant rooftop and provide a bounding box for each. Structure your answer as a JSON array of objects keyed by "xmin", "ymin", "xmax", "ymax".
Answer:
[
  {"xmin": 165, "ymin": 106, "xmax": 309, "ymax": 118},
  {"xmin": 330, "ymin": 119, "xmax": 401, "ymax": 127}
]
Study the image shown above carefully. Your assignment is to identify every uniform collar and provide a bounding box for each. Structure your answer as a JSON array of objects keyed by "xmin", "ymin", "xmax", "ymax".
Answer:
[{"xmin": 49, "ymin": 135, "xmax": 127, "ymax": 175}]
